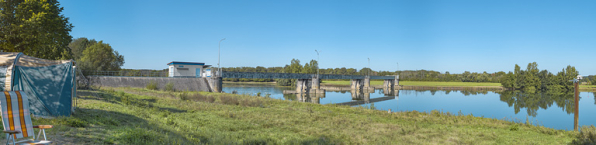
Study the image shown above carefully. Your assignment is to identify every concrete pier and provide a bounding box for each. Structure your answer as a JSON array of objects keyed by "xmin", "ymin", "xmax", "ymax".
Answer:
[
  {"xmin": 364, "ymin": 77, "xmax": 370, "ymax": 88},
  {"xmin": 351, "ymin": 79, "xmax": 363, "ymax": 90},
  {"xmin": 296, "ymin": 79, "xmax": 311, "ymax": 93},
  {"xmin": 383, "ymin": 79, "xmax": 394, "ymax": 90},
  {"xmin": 209, "ymin": 77, "xmax": 222, "ymax": 93},
  {"xmin": 312, "ymin": 77, "xmax": 320, "ymax": 90}
]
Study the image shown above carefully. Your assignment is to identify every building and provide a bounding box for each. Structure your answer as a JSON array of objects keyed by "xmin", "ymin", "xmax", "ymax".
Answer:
[{"xmin": 167, "ymin": 61, "xmax": 212, "ymax": 78}]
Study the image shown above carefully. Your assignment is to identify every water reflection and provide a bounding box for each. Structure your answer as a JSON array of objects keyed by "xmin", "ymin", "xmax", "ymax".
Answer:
[
  {"xmin": 497, "ymin": 91, "xmax": 575, "ymax": 117},
  {"xmin": 223, "ymin": 84, "xmax": 595, "ymax": 130},
  {"xmin": 282, "ymin": 89, "xmax": 399, "ymax": 106}
]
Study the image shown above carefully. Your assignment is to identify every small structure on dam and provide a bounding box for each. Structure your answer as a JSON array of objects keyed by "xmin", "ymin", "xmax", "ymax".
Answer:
[{"xmin": 167, "ymin": 61, "xmax": 212, "ymax": 78}]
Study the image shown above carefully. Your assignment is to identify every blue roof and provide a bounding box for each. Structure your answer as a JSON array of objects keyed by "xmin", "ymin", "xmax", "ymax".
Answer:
[{"xmin": 167, "ymin": 61, "xmax": 205, "ymax": 65}]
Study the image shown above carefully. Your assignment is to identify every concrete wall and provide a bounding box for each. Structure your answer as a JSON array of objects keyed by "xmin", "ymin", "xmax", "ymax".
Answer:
[{"xmin": 91, "ymin": 76, "xmax": 211, "ymax": 92}]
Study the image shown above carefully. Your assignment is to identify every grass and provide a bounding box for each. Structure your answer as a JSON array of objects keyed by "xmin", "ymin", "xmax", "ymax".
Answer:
[
  {"xmin": 322, "ymin": 80, "xmax": 502, "ymax": 87},
  {"xmin": 4, "ymin": 87, "xmax": 586, "ymax": 144},
  {"xmin": 578, "ymin": 85, "xmax": 596, "ymax": 92}
]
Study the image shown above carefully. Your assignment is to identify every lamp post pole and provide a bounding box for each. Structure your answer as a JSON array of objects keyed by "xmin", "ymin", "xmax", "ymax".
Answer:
[
  {"xmin": 368, "ymin": 58, "xmax": 370, "ymax": 77},
  {"xmin": 218, "ymin": 38, "xmax": 226, "ymax": 77},
  {"xmin": 315, "ymin": 50, "xmax": 320, "ymax": 78}
]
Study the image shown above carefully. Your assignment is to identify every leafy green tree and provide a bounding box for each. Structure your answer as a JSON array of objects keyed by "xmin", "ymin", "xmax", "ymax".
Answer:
[
  {"xmin": 0, "ymin": 0, "xmax": 74, "ymax": 60},
  {"xmin": 68, "ymin": 38, "xmax": 97, "ymax": 60},
  {"xmin": 500, "ymin": 72, "xmax": 516, "ymax": 88},
  {"xmin": 79, "ymin": 41, "xmax": 124, "ymax": 72},
  {"xmin": 523, "ymin": 62, "xmax": 541, "ymax": 91}
]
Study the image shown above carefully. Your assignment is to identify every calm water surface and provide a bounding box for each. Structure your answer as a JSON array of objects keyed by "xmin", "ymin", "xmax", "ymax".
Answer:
[{"xmin": 223, "ymin": 84, "xmax": 596, "ymax": 130}]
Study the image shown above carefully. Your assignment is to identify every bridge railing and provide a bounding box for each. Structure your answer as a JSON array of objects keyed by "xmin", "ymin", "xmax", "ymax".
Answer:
[
  {"xmin": 222, "ymin": 71, "xmax": 396, "ymax": 80},
  {"xmin": 83, "ymin": 70, "xmax": 397, "ymax": 80}
]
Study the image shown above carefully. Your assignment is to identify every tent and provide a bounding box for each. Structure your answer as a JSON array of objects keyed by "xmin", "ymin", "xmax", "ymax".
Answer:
[{"xmin": 0, "ymin": 52, "xmax": 75, "ymax": 117}]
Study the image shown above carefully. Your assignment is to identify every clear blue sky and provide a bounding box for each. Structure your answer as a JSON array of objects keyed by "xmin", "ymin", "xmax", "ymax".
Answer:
[{"xmin": 60, "ymin": 0, "xmax": 596, "ymax": 75}]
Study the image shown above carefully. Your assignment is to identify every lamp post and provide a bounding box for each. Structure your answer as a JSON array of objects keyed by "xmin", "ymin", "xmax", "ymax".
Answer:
[
  {"xmin": 218, "ymin": 38, "xmax": 226, "ymax": 77},
  {"xmin": 367, "ymin": 58, "xmax": 370, "ymax": 77},
  {"xmin": 315, "ymin": 50, "xmax": 320, "ymax": 78}
]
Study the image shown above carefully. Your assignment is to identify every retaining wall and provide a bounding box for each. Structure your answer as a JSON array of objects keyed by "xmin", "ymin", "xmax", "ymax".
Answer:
[{"xmin": 90, "ymin": 76, "xmax": 211, "ymax": 92}]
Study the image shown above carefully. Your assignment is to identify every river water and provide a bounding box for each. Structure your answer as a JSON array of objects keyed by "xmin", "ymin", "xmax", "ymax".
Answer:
[{"xmin": 223, "ymin": 83, "xmax": 596, "ymax": 130}]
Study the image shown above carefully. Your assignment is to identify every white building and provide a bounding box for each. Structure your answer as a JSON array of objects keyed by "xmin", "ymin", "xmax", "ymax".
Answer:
[{"xmin": 167, "ymin": 61, "xmax": 212, "ymax": 78}]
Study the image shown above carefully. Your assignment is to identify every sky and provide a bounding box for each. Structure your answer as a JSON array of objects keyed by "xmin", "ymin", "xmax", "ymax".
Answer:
[{"xmin": 59, "ymin": 0, "xmax": 596, "ymax": 75}]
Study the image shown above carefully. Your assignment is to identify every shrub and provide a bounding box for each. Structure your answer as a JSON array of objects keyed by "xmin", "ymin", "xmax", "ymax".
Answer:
[
  {"xmin": 509, "ymin": 124, "xmax": 519, "ymax": 131},
  {"xmin": 573, "ymin": 125, "xmax": 596, "ymax": 144},
  {"xmin": 177, "ymin": 92, "xmax": 189, "ymax": 101},
  {"xmin": 146, "ymin": 81, "xmax": 158, "ymax": 90},
  {"xmin": 165, "ymin": 82, "xmax": 175, "ymax": 92}
]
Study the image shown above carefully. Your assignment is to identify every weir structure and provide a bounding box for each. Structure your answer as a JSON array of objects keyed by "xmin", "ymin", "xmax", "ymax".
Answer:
[{"xmin": 221, "ymin": 72, "xmax": 399, "ymax": 93}]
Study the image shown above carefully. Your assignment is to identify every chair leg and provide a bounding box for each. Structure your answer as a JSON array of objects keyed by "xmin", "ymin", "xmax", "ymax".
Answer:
[
  {"xmin": 42, "ymin": 129, "xmax": 47, "ymax": 140},
  {"xmin": 5, "ymin": 134, "xmax": 14, "ymax": 145},
  {"xmin": 37, "ymin": 129, "xmax": 42, "ymax": 140}
]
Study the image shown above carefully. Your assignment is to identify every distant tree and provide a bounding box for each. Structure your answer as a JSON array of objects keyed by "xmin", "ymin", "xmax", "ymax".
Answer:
[
  {"xmin": 502, "ymin": 63, "xmax": 577, "ymax": 91},
  {"xmin": 0, "ymin": 0, "xmax": 74, "ymax": 60},
  {"xmin": 79, "ymin": 41, "xmax": 124, "ymax": 72},
  {"xmin": 500, "ymin": 72, "xmax": 516, "ymax": 88},
  {"xmin": 68, "ymin": 38, "xmax": 97, "ymax": 60},
  {"xmin": 524, "ymin": 62, "xmax": 541, "ymax": 90}
]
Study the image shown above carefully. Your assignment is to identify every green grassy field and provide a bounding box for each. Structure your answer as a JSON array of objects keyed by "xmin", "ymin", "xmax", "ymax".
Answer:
[
  {"xmin": 322, "ymin": 80, "xmax": 503, "ymax": 87},
  {"xmin": 4, "ymin": 87, "xmax": 591, "ymax": 144}
]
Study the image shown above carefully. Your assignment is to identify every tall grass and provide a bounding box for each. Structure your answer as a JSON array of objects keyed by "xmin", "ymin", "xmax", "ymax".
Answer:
[{"xmin": 10, "ymin": 87, "xmax": 581, "ymax": 144}]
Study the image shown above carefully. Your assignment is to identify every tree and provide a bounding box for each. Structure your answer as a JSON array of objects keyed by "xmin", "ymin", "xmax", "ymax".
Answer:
[
  {"xmin": 79, "ymin": 41, "xmax": 124, "ymax": 72},
  {"xmin": 68, "ymin": 37, "xmax": 97, "ymax": 60},
  {"xmin": 0, "ymin": 0, "xmax": 74, "ymax": 60}
]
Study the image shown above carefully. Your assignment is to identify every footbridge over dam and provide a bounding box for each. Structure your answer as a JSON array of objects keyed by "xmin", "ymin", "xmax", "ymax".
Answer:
[
  {"xmin": 218, "ymin": 72, "xmax": 399, "ymax": 93},
  {"xmin": 88, "ymin": 71, "xmax": 398, "ymax": 93}
]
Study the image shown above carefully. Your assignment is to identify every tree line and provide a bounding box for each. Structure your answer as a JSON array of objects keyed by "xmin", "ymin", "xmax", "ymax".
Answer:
[
  {"xmin": 500, "ymin": 62, "xmax": 578, "ymax": 91},
  {"xmin": 1, "ymin": 0, "xmax": 125, "ymax": 74}
]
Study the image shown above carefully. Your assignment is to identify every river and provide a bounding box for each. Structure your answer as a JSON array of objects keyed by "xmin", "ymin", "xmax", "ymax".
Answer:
[{"xmin": 222, "ymin": 83, "xmax": 596, "ymax": 130}]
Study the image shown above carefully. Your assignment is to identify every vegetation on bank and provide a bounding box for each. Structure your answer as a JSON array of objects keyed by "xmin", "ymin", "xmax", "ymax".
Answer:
[
  {"xmin": 500, "ymin": 62, "xmax": 578, "ymax": 91},
  {"xmin": 4, "ymin": 87, "xmax": 593, "ymax": 144}
]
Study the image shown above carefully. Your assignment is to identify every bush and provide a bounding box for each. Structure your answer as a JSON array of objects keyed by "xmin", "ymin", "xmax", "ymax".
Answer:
[
  {"xmin": 146, "ymin": 81, "xmax": 158, "ymax": 90},
  {"xmin": 177, "ymin": 92, "xmax": 189, "ymax": 101},
  {"xmin": 165, "ymin": 82, "xmax": 175, "ymax": 92},
  {"xmin": 509, "ymin": 124, "xmax": 519, "ymax": 131},
  {"xmin": 573, "ymin": 125, "xmax": 596, "ymax": 145}
]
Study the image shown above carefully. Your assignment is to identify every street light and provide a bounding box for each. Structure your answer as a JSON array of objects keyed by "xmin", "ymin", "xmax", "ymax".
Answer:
[
  {"xmin": 315, "ymin": 50, "xmax": 320, "ymax": 78},
  {"xmin": 367, "ymin": 58, "xmax": 370, "ymax": 76},
  {"xmin": 218, "ymin": 38, "xmax": 226, "ymax": 77},
  {"xmin": 397, "ymin": 62, "xmax": 399, "ymax": 74}
]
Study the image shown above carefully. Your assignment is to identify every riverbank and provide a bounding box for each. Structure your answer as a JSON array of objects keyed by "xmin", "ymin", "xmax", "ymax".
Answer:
[
  {"xmin": 580, "ymin": 85, "xmax": 596, "ymax": 92},
  {"xmin": 8, "ymin": 87, "xmax": 589, "ymax": 144}
]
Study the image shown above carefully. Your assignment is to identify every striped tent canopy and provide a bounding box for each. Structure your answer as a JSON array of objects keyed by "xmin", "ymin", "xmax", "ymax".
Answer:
[{"xmin": 0, "ymin": 52, "xmax": 75, "ymax": 117}]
